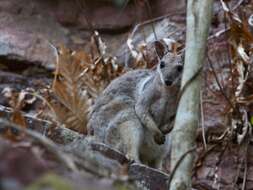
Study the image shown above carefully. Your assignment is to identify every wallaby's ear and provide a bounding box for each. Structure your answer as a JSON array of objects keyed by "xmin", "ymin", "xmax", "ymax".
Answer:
[{"xmin": 154, "ymin": 41, "xmax": 166, "ymax": 59}]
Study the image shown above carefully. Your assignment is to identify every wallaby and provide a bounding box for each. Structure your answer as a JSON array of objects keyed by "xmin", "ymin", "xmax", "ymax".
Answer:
[{"xmin": 87, "ymin": 52, "xmax": 183, "ymax": 168}]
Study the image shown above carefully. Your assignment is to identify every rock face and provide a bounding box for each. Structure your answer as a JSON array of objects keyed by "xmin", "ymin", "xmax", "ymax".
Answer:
[
  {"xmin": 0, "ymin": 0, "xmax": 67, "ymax": 69},
  {"xmin": 0, "ymin": 0, "xmax": 186, "ymax": 69}
]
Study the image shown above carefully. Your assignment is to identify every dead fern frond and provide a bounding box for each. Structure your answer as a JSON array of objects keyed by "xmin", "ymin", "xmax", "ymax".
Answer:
[
  {"xmin": 51, "ymin": 46, "xmax": 92, "ymax": 134},
  {"xmin": 1, "ymin": 88, "xmax": 29, "ymax": 140},
  {"xmin": 50, "ymin": 42, "xmax": 125, "ymax": 134}
]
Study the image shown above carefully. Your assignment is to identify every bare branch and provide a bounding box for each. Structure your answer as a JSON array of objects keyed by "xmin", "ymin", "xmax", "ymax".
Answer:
[{"xmin": 170, "ymin": 0, "xmax": 213, "ymax": 189}]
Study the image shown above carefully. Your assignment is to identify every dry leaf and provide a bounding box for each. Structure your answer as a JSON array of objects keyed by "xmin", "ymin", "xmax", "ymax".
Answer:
[{"xmin": 1, "ymin": 88, "xmax": 28, "ymax": 141}]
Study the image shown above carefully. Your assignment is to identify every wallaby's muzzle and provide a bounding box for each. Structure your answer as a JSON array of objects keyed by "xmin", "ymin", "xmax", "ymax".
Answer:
[{"xmin": 165, "ymin": 78, "xmax": 173, "ymax": 86}]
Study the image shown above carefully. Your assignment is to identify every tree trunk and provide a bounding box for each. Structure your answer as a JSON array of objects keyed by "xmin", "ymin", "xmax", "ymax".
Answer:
[{"xmin": 169, "ymin": 0, "xmax": 213, "ymax": 190}]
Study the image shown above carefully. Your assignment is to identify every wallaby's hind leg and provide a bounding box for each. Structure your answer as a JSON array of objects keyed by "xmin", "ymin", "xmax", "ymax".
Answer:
[
  {"xmin": 119, "ymin": 120, "xmax": 144, "ymax": 163},
  {"xmin": 154, "ymin": 134, "xmax": 171, "ymax": 170}
]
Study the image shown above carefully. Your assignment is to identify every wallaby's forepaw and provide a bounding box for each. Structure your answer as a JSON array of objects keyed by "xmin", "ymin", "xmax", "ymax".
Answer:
[
  {"xmin": 160, "ymin": 123, "xmax": 173, "ymax": 134},
  {"xmin": 126, "ymin": 153, "xmax": 141, "ymax": 164},
  {"xmin": 154, "ymin": 132, "xmax": 165, "ymax": 145}
]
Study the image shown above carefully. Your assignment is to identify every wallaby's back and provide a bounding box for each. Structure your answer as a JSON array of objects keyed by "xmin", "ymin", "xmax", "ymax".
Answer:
[
  {"xmin": 87, "ymin": 52, "xmax": 183, "ymax": 167},
  {"xmin": 88, "ymin": 69, "xmax": 153, "ymax": 138}
]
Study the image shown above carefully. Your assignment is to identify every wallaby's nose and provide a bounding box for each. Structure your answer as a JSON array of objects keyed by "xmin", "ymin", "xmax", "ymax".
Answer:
[
  {"xmin": 177, "ymin": 65, "xmax": 183, "ymax": 72},
  {"xmin": 165, "ymin": 78, "xmax": 173, "ymax": 86}
]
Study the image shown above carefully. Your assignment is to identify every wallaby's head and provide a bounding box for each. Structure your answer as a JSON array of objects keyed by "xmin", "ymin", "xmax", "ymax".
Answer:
[{"xmin": 157, "ymin": 53, "xmax": 183, "ymax": 86}]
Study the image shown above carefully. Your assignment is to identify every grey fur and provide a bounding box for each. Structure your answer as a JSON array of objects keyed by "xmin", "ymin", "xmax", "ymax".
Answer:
[{"xmin": 87, "ymin": 52, "xmax": 183, "ymax": 168}]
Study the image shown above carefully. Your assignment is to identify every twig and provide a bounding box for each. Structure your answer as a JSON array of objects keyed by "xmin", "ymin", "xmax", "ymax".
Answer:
[
  {"xmin": 49, "ymin": 42, "xmax": 60, "ymax": 92},
  {"xmin": 208, "ymin": 28, "xmax": 230, "ymax": 40},
  {"xmin": 133, "ymin": 0, "xmax": 147, "ymax": 44},
  {"xmin": 207, "ymin": 53, "xmax": 235, "ymax": 109},
  {"xmin": 242, "ymin": 125, "xmax": 251, "ymax": 190},
  {"xmin": 192, "ymin": 144, "xmax": 218, "ymax": 177},
  {"xmin": 144, "ymin": 0, "xmax": 157, "ymax": 40},
  {"xmin": 232, "ymin": 0, "xmax": 245, "ymax": 11},
  {"xmin": 200, "ymin": 89, "xmax": 207, "ymax": 150},
  {"xmin": 213, "ymin": 140, "xmax": 229, "ymax": 188},
  {"xmin": 218, "ymin": 140, "xmax": 229, "ymax": 166},
  {"xmin": 167, "ymin": 146, "xmax": 196, "ymax": 188},
  {"xmin": 128, "ymin": 11, "xmax": 185, "ymax": 40},
  {"xmin": 0, "ymin": 119, "xmax": 78, "ymax": 171},
  {"xmin": 209, "ymin": 128, "xmax": 230, "ymax": 143},
  {"xmin": 223, "ymin": 11, "xmax": 235, "ymax": 97},
  {"xmin": 232, "ymin": 153, "xmax": 244, "ymax": 189},
  {"xmin": 242, "ymin": 142, "xmax": 249, "ymax": 190}
]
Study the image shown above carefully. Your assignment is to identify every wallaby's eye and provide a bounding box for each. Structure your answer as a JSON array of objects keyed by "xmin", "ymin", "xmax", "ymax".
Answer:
[
  {"xmin": 160, "ymin": 61, "xmax": 165, "ymax": 69},
  {"xmin": 176, "ymin": 65, "xmax": 183, "ymax": 72}
]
